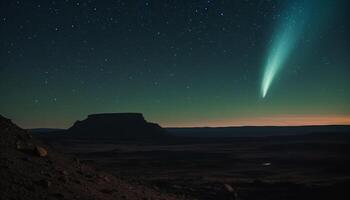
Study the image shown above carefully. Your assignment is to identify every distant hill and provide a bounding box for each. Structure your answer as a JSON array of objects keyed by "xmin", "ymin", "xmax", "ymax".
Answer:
[
  {"xmin": 65, "ymin": 113, "xmax": 167, "ymax": 140},
  {"xmin": 30, "ymin": 115, "xmax": 350, "ymax": 140},
  {"xmin": 167, "ymin": 125, "xmax": 350, "ymax": 137}
]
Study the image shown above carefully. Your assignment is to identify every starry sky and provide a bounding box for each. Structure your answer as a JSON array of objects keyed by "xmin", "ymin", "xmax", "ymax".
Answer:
[{"xmin": 1, "ymin": 0, "xmax": 350, "ymax": 128}]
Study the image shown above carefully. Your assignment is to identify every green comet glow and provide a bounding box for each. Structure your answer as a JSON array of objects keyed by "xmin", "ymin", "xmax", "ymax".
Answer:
[
  {"xmin": 262, "ymin": 27, "xmax": 296, "ymax": 98},
  {"xmin": 262, "ymin": 2, "xmax": 307, "ymax": 98}
]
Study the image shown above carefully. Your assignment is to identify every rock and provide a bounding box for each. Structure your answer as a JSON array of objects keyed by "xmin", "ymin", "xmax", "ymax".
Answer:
[
  {"xmin": 47, "ymin": 181, "xmax": 52, "ymax": 187},
  {"xmin": 153, "ymin": 186, "xmax": 159, "ymax": 191},
  {"xmin": 224, "ymin": 184, "xmax": 234, "ymax": 193},
  {"xmin": 18, "ymin": 132, "xmax": 29, "ymax": 140},
  {"xmin": 27, "ymin": 132, "xmax": 33, "ymax": 139},
  {"xmin": 104, "ymin": 176, "xmax": 111, "ymax": 183},
  {"xmin": 35, "ymin": 146, "xmax": 48, "ymax": 157},
  {"xmin": 223, "ymin": 184, "xmax": 238, "ymax": 200}
]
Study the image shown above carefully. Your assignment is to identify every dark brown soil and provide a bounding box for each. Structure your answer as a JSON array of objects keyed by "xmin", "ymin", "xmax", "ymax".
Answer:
[
  {"xmin": 0, "ymin": 115, "xmax": 185, "ymax": 200},
  {"xmin": 40, "ymin": 131, "xmax": 350, "ymax": 200}
]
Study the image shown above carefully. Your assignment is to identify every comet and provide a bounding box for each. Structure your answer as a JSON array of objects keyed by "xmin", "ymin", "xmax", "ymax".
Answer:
[{"xmin": 261, "ymin": 1, "xmax": 308, "ymax": 98}]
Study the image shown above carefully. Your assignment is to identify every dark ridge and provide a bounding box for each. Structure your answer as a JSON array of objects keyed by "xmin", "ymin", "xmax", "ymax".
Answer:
[
  {"xmin": 167, "ymin": 125, "xmax": 350, "ymax": 137},
  {"xmin": 67, "ymin": 113, "xmax": 168, "ymax": 140}
]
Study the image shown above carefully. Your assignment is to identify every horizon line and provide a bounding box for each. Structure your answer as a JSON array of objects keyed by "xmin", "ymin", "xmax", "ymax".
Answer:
[{"xmin": 26, "ymin": 123, "xmax": 350, "ymax": 130}]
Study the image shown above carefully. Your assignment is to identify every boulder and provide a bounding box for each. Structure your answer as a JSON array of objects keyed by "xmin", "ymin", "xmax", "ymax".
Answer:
[{"xmin": 35, "ymin": 146, "xmax": 48, "ymax": 157}]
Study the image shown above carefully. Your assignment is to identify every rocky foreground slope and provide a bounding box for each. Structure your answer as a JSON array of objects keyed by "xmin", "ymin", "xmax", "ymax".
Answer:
[{"xmin": 0, "ymin": 115, "xmax": 182, "ymax": 200}]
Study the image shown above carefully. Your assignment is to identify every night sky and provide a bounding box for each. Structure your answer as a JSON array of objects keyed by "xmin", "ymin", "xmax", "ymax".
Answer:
[{"xmin": 1, "ymin": 0, "xmax": 350, "ymax": 128}]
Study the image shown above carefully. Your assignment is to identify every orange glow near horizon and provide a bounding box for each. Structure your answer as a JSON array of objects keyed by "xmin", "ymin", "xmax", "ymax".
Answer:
[{"xmin": 162, "ymin": 115, "xmax": 350, "ymax": 128}]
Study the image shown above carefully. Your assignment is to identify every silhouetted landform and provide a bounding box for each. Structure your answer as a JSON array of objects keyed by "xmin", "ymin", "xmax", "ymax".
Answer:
[
  {"xmin": 167, "ymin": 125, "xmax": 350, "ymax": 137},
  {"xmin": 35, "ymin": 118, "xmax": 350, "ymax": 200},
  {"xmin": 17, "ymin": 114, "xmax": 350, "ymax": 199},
  {"xmin": 0, "ymin": 114, "xmax": 182, "ymax": 200},
  {"xmin": 31, "ymin": 119, "xmax": 350, "ymax": 144},
  {"xmin": 66, "ymin": 113, "xmax": 167, "ymax": 140}
]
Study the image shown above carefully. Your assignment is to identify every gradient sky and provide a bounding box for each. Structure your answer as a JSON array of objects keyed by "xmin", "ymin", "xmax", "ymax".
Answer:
[{"xmin": 1, "ymin": 0, "xmax": 350, "ymax": 128}]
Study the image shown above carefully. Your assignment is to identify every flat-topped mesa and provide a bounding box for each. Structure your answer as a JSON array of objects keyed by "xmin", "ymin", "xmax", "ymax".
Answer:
[
  {"xmin": 87, "ymin": 113, "xmax": 146, "ymax": 123},
  {"xmin": 68, "ymin": 113, "xmax": 167, "ymax": 139}
]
